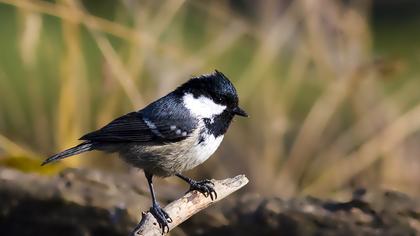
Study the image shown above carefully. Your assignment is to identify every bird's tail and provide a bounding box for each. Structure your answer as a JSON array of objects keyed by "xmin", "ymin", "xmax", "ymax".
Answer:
[{"xmin": 41, "ymin": 141, "xmax": 93, "ymax": 166}]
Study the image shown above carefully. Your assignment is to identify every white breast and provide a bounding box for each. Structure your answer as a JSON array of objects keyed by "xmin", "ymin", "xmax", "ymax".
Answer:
[
  {"xmin": 178, "ymin": 132, "xmax": 224, "ymax": 172},
  {"xmin": 193, "ymin": 134, "xmax": 224, "ymax": 165}
]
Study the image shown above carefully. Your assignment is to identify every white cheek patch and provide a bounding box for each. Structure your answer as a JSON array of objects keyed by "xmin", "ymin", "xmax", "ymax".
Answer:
[{"xmin": 182, "ymin": 93, "xmax": 226, "ymax": 118}]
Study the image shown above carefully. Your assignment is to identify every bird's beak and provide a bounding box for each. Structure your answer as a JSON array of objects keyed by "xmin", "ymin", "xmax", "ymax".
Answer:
[{"xmin": 233, "ymin": 106, "xmax": 248, "ymax": 117}]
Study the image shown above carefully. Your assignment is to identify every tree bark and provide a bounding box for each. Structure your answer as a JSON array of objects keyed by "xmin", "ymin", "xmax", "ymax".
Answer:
[{"xmin": 130, "ymin": 175, "xmax": 249, "ymax": 236}]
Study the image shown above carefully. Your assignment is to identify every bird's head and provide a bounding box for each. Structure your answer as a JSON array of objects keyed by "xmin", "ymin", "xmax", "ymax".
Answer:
[{"xmin": 176, "ymin": 70, "xmax": 248, "ymax": 119}]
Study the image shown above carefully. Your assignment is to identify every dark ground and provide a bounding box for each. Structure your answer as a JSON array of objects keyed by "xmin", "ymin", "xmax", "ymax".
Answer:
[{"xmin": 0, "ymin": 168, "xmax": 419, "ymax": 236}]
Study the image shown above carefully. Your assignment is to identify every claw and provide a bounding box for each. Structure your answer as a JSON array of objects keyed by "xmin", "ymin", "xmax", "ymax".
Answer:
[
  {"xmin": 202, "ymin": 179, "xmax": 214, "ymax": 185},
  {"xmin": 149, "ymin": 203, "xmax": 172, "ymax": 234},
  {"xmin": 189, "ymin": 179, "xmax": 218, "ymax": 200}
]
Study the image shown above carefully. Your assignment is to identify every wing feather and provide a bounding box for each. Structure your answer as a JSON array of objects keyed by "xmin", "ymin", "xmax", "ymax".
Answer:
[{"xmin": 80, "ymin": 112, "xmax": 192, "ymax": 144}]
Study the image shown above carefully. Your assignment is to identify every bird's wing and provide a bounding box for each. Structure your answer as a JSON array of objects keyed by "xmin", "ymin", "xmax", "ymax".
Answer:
[{"xmin": 80, "ymin": 112, "xmax": 194, "ymax": 144}]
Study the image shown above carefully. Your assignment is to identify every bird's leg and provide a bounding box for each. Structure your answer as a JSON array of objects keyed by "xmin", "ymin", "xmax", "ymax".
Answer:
[
  {"xmin": 144, "ymin": 171, "xmax": 172, "ymax": 234},
  {"xmin": 175, "ymin": 173, "xmax": 217, "ymax": 200}
]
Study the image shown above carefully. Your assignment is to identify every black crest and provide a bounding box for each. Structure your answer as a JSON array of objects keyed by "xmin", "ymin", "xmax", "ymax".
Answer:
[{"xmin": 175, "ymin": 70, "xmax": 239, "ymax": 108}]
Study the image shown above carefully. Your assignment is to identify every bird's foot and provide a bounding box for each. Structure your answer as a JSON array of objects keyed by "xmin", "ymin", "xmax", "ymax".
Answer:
[
  {"xmin": 149, "ymin": 203, "xmax": 172, "ymax": 234},
  {"xmin": 189, "ymin": 179, "xmax": 217, "ymax": 200}
]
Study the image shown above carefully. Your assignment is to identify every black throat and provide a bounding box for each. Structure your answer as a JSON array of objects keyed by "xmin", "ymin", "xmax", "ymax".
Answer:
[{"xmin": 202, "ymin": 110, "xmax": 234, "ymax": 138}]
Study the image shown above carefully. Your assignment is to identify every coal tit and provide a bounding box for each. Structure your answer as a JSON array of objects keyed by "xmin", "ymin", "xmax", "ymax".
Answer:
[{"xmin": 42, "ymin": 70, "xmax": 247, "ymax": 232}]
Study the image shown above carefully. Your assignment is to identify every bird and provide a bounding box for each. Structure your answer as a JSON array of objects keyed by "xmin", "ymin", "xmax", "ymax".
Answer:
[{"xmin": 42, "ymin": 70, "xmax": 247, "ymax": 233}]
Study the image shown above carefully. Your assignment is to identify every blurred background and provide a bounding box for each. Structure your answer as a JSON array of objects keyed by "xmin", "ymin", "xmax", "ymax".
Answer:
[{"xmin": 0, "ymin": 0, "xmax": 419, "ymax": 200}]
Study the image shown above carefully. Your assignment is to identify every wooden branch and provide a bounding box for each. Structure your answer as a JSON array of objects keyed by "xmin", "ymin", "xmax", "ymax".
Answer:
[{"xmin": 130, "ymin": 175, "xmax": 249, "ymax": 236}]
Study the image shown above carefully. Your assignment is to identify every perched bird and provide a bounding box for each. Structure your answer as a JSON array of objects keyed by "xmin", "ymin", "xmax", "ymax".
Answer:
[{"xmin": 42, "ymin": 70, "xmax": 247, "ymax": 233}]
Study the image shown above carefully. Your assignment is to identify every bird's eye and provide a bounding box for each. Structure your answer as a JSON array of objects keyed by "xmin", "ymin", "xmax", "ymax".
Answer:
[{"xmin": 216, "ymin": 96, "xmax": 224, "ymax": 103}]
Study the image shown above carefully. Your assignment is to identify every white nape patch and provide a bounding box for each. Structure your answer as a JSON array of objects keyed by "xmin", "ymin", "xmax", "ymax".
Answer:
[
  {"xmin": 192, "ymin": 134, "xmax": 224, "ymax": 166},
  {"xmin": 170, "ymin": 125, "xmax": 176, "ymax": 130},
  {"xmin": 182, "ymin": 93, "xmax": 226, "ymax": 119},
  {"xmin": 143, "ymin": 117, "xmax": 162, "ymax": 137}
]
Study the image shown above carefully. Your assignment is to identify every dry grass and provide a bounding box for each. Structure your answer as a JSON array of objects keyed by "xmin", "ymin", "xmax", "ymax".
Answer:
[{"xmin": 0, "ymin": 0, "xmax": 419, "ymax": 198}]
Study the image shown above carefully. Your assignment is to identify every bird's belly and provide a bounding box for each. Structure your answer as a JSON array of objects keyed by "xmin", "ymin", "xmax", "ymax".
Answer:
[{"xmin": 118, "ymin": 134, "xmax": 224, "ymax": 177}]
